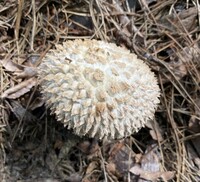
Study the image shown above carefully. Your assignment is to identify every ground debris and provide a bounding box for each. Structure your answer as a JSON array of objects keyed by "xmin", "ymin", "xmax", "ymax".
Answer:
[
  {"xmin": 130, "ymin": 144, "xmax": 175, "ymax": 181},
  {"xmin": 1, "ymin": 78, "xmax": 37, "ymax": 99}
]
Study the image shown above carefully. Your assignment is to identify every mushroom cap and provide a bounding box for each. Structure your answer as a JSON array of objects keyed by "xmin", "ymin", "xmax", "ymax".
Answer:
[{"xmin": 38, "ymin": 39, "xmax": 160, "ymax": 140}]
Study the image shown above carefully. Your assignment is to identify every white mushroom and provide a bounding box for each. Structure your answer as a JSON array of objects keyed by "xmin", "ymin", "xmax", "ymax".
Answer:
[{"xmin": 38, "ymin": 39, "xmax": 160, "ymax": 140}]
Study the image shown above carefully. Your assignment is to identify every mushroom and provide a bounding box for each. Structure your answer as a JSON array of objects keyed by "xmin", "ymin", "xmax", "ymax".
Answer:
[{"xmin": 38, "ymin": 39, "xmax": 160, "ymax": 140}]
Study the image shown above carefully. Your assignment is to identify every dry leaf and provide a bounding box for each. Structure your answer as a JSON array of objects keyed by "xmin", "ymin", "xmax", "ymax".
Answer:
[
  {"xmin": 15, "ymin": 67, "xmax": 37, "ymax": 79},
  {"xmin": 106, "ymin": 162, "xmax": 121, "ymax": 181},
  {"xmin": 107, "ymin": 141, "xmax": 135, "ymax": 178},
  {"xmin": 77, "ymin": 139, "xmax": 99, "ymax": 155},
  {"xmin": 0, "ymin": 59, "xmax": 22, "ymax": 72},
  {"xmin": 1, "ymin": 78, "xmax": 37, "ymax": 99},
  {"xmin": 85, "ymin": 161, "xmax": 99, "ymax": 175},
  {"xmin": 106, "ymin": 162, "xmax": 117, "ymax": 175},
  {"xmin": 28, "ymin": 97, "xmax": 44, "ymax": 110},
  {"xmin": 141, "ymin": 144, "xmax": 160, "ymax": 173},
  {"xmin": 167, "ymin": 44, "xmax": 200, "ymax": 83},
  {"xmin": 165, "ymin": 57, "xmax": 188, "ymax": 82},
  {"xmin": 159, "ymin": 7, "xmax": 197, "ymax": 33},
  {"xmin": 8, "ymin": 100, "xmax": 38, "ymax": 123},
  {"xmin": 108, "ymin": 141, "xmax": 124, "ymax": 159},
  {"xmin": 145, "ymin": 120, "xmax": 163, "ymax": 142},
  {"xmin": 130, "ymin": 144, "xmax": 175, "ymax": 181},
  {"xmin": 189, "ymin": 115, "xmax": 200, "ymax": 134},
  {"xmin": 83, "ymin": 161, "xmax": 101, "ymax": 182},
  {"xmin": 130, "ymin": 165, "xmax": 175, "ymax": 181},
  {"xmin": 179, "ymin": 44, "xmax": 200, "ymax": 64}
]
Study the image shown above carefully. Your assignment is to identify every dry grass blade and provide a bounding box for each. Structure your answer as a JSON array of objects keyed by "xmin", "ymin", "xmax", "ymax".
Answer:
[{"xmin": 15, "ymin": 0, "xmax": 24, "ymax": 54}]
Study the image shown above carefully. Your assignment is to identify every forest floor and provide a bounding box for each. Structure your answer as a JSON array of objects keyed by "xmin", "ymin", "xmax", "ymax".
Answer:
[{"xmin": 0, "ymin": 0, "xmax": 200, "ymax": 181}]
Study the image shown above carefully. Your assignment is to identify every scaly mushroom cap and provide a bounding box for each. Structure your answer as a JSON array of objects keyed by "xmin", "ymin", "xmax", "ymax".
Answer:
[{"xmin": 38, "ymin": 39, "xmax": 160, "ymax": 140}]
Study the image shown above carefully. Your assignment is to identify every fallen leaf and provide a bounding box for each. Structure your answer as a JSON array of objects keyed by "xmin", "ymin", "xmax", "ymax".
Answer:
[
  {"xmin": 77, "ymin": 139, "xmax": 99, "ymax": 155},
  {"xmin": 130, "ymin": 144, "xmax": 175, "ymax": 181},
  {"xmin": 106, "ymin": 162, "xmax": 122, "ymax": 179},
  {"xmin": 168, "ymin": 44, "xmax": 200, "ymax": 83},
  {"xmin": 145, "ymin": 120, "xmax": 163, "ymax": 142},
  {"xmin": 141, "ymin": 144, "xmax": 160, "ymax": 173},
  {"xmin": 107, "ymin": 141, "xmax": 135, "ymax": 178},
  {"xmin": 166, "ymin": 57, "xmax": 188, "ymax": 82},
  {"xmin": 189, "ymin": 115, "xmax": 200, "ymax": 134},
  {"xmin": 159, "ymin": 7, "xmax": 197, "ymax": 33},
  {"xmin": 28, "ymin": 97, "xmax": 44, "ymax": 110},
  {"xmin": 85, "ymin": 161, "xmax": 99, "ymax": 175},
  {"xmin": 82, "ymin": 160, "xmax": 101, "ymax": 182},
  {"xmin": 130, "ymin": 165, "xmax": 175, "ymax": 181},
  {"xmin": 0, "ymin": 59, "xmax": 22, "ymax": 72},
  {"xmin": 14, "ymin": 67, "xmax": 37, "ymax": 79},
  {"xmin": 1, "ymin": 78, "xmax": 37, "ymax": 99},
  {"xmin": 106, "ymin": 162, "xmax": 116, "ymax": 175},
  {"xmin": 8, "ymin": 100, "xmax": 38, "ymax": 123},
  {"xmin": 108, "ymin": 140, "xmax": 124, "ymax": 159}
]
